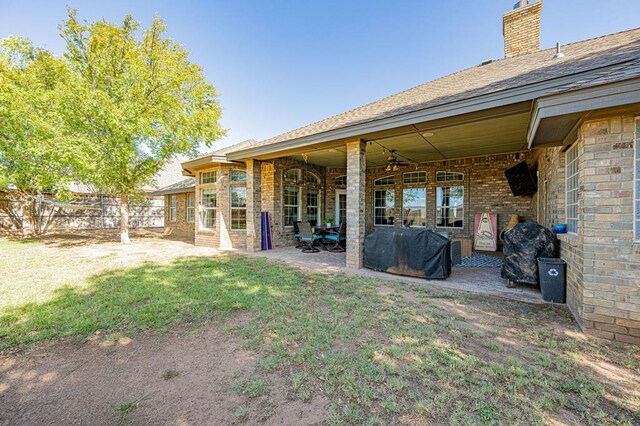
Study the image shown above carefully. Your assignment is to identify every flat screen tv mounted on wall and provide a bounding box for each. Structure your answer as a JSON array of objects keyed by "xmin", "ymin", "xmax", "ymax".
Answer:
[{"xmin": 504, "ymin": 161, "xmax": 537, "ymax": 196}]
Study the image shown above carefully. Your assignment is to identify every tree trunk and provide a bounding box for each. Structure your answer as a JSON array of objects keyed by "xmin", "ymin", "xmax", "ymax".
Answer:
[
  {"xmin": 20, "ymin": 197, "xmax": 33, "ymax": 239},
  {"xmin": 120, "ymin": 193, "xmax": 131, "ymax": 244}
]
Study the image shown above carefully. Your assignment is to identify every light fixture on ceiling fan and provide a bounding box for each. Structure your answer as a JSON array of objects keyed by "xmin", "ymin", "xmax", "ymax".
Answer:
[{"xmin": 385, "ymin": 150, "xmax": 409, "ymax": 172}]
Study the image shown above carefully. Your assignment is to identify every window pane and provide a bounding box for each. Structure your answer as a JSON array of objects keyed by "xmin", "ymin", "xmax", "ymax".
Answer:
[
  {"xmin": 436, "ymin": 171, "xmax": 464, "ymax": 182},
  {"xmin": 565, "ymin": 144, "xmax": 579, "ymax": 234},
  {"xmin": 231, "ymin": 187, "xmax": 247, "ymax": 207},
  {"xmin": 436, "ymin": 186, "xmax": 464, "ymax": 228},
  {"xmin": 335, "ymin": 175, "xmax": 347, "ymax": 186},
  {"xmin": 306, "ymin": 189, "xmax": 319, "ymax": 222},
  {"xmin": 403, "ymin": 172, "xmax": 427, "ymax": 184},
  {"xmin": 306, "ymin": 172, "xmax": 320, "ymax": 185},
  {"xmin": 201, "ymin": 171, "xmax": 217, "ymax": 184},
  {"xmin": 403, "ymin": 188, "xmax": 426, "ymax": 227},
  {"xmin": 202, "ymin": 189, "xmax": 216, "ymax": 208},
  {"xmin": 231, "ymin": 170, "xmax": 247, "ymax": 182},
  {"xmin": 374, "ymin": 176, "xmax": 395, "ymax": 186},
  {"xmin": 374, "ymin": 190, "xmax": 395, "ymax": 225},
  {"xmin": 284, "ymin": 185, "xmax": 299, "ymax": 227},
  {"xmin": 284, "ymin": 169, "xmax": 301, "ymax": 181}
]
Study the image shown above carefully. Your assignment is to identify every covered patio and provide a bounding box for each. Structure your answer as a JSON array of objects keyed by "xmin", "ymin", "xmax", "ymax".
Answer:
[{"xmin": 241, "ymin": 246, "xmax": 544, "ymax": 304}]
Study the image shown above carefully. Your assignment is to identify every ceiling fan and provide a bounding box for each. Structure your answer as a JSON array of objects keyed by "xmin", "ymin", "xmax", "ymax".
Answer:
[{"xmin": 385, "ymin": 150, "xmax": 409, "ymax": 171}]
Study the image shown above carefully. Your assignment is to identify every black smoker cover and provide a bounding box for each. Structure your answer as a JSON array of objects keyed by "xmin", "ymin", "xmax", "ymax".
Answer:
[
  {"xmin": 364, "ymin": 228, "xmax": 451, "ymax": 279},
  {"xmin": 501, "ymin": 222, "xmax": 556, "ymax": 285}
]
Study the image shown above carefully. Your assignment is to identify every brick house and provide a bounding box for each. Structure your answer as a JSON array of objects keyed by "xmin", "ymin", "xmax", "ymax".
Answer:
[{"xmin": 156, "ymin": 1, "xmax": 640, "ymax": 343}]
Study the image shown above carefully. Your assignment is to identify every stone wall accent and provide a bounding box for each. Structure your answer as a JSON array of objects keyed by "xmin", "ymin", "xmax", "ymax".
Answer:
[
  {"xmin": 502, "ymin": 0, "xmax": 542, "ymax": 58},
  {"xmin": 346, "ymin": 140, "xmax": 366, "ymax": 268},
  {"xmin": 163, "ymin": 193, "xmax": 195, "ymax": 240}
]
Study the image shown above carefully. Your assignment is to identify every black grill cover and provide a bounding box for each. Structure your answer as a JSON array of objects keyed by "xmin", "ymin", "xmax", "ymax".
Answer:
[
  {"xmin": 501, "ymin": 222, "xmax": 556, "ymax": 285},
  {"xmin": 364, "ymin": 228, "xmax": 451, "ymax": 279}
]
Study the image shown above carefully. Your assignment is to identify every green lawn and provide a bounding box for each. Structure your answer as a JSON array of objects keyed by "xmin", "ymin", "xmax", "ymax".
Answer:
[{"xmin": 1, "ymin": 238, "xmax": 639, "ymax": 425}]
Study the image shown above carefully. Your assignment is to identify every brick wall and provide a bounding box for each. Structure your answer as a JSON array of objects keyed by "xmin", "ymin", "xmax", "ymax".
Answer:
[
  {"xmin": 163, "ymin": 193, "xmax": 195, "ymax": 240},
  {"xmin": 354, "ymin": 153, "xmax": 536, "ymax": 244},
  {"xmin": 193, "ymin": 165, "xmax": 247, "ymax": 250},
  {"xmin": 502, "ymin": 0, "xmax": 542, "ymax": 58},
  {"xmin": 538, "ymin": 114, "xmax": 640, "ymax": 344}
]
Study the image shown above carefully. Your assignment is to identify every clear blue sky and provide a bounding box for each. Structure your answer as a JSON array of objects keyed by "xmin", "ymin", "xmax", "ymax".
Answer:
[{"xmin": 2, "ymin": 0, "xmax": 639, "ymax": 152}]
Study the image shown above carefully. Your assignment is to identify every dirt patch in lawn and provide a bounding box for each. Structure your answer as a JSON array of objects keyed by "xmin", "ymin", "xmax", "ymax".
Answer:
[{"xmin": 0, "ymin": 314, "xmax": 329, "ymax": 426}]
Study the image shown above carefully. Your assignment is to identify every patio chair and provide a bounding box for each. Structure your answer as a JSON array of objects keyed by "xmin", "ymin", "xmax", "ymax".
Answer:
[
  {"xmin": 293, "ymin": 221, "xmax": 304, "ymax": 248},
  {"xmin": 297, "ymin": 222, "xmax": 323, "ymax": 253},
  {"xmin": 324, "ymin": 222, "xmax": 346, "ymax": 252}
]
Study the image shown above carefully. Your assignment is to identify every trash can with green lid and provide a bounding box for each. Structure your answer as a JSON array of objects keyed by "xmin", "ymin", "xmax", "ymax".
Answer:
[{"xmin": 537, "ymin": 257, "xmax": 566, "ymax": 303}]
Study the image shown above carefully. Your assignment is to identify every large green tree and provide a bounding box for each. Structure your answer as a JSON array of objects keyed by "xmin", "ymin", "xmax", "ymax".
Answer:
[
  {"xmin": 60, "ymin": 10, "xmax": 225, "ymax": 243},
  {"xmin": 0, "ymin": 36, "xmax": 87, "ymax": 236}
]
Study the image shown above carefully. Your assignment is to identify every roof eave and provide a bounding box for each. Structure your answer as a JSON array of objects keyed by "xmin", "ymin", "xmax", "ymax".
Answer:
[
  {"xmin": 226, "ymin": 61, "xmax": 640, "ymax": 160},
  {"xmin": 527, "ymin": 77, "xmax": 640, "ymax": 148},
  {"xmin": 181, "ymin": 155, "xmax": 244, "ymax": 176}
]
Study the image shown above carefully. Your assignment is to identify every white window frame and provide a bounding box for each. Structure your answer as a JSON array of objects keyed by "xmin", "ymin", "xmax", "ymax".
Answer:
[
  {"xmin": 283, "ymin": 184, "xmax": 301, "ymax": 228},
  {"xmin": 435, "ymin": 185, "xmax": 464, "ymax": 229},
  {"xmin": 200, "ymin": 189, "xmax": 216, "ymax": 230},
  {"xmin": 402, "ymin": 188, "xmax": 427, "ymax": 227},
  {"xmin": 284, "ymin": 168, "xmax": 301, "ymax": 182},
  {"xmin": 230, "ymin": 187, "xmax": 247, "ymax": 231},
  {"xmin": 186, "ymin": 193, "xmax": 195, "ymax": 223},
  {"xmin": 169, "ymin": 195, "xmax": 177, "ymax": 222},
  {"xmin": 374, "ymin": 189, "xmax": 395, "ymax": 226},
  {"xmin": 634, "ymin": 119, "xmax": 639, "ymax": 242},
  {"xmin": 200, "ymin": 171, "xmax": 217, "ymax": 184},
  {"xmin": 565, "ymin": 143, "xmax": 579, "ymax": 235},
  {"xmin": 306, "ymin": 188, "xmax": 321, "ymax": 224}
]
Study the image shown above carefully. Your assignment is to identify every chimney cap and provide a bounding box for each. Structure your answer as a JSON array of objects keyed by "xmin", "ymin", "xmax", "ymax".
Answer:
[{"xmin": 513, "ymin": 0, "xmax": 530, "ymax": 9}]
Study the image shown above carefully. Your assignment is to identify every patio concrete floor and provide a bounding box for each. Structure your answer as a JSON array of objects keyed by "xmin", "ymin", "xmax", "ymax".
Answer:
[{"xmin": 240, "ymin": 246, "xmax": 545, "ymax": 304}]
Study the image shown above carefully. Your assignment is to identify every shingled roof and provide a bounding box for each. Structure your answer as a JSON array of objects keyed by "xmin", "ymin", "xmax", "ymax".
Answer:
[{"xmin": 225, "ymin": 27, "xmax": 640, "ymax": 156}]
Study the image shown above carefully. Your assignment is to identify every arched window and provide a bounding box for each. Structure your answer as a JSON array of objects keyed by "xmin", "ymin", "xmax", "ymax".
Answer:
[
  {"xmin": 230, "ymin": 169, "xmax": 247, "ymax": 183},
  {"xmin": 306, "ymin": 171, "xmax": 320, "ymax": 185},
  {"xmin": 374, "ymin": 175, "xmax": 395, "ymax": 186},
  {"xmin": 284, "ymin": 168, "xmax": 301, "ymax": 182},
  {"xmin": 335, "ymin": 175, "xmax": 347, "ymax": 186}
]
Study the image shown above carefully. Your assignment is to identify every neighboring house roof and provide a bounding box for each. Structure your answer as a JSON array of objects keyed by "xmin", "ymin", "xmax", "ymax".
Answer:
[
  {"xmin": 140, "ymin": 158, "xmax": 189, "ymax": 192},
  {"xmin": 153, "ymin": 177, "xmax": 195, "ymax": 196},
  {"xmin": 67, "ymin": 158, "xmax": 190, "ymax": 195},
  {"xmin": 222, "ymin": 27, "xmax": 640, "ymax": 158}
]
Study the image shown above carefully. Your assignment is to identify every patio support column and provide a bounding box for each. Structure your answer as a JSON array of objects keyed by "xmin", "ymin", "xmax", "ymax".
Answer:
[
  {"xmin": 245, "ymin": 159, "xmax": 262, "ymax": 252},
  {"xmin": 346, "ymin": 139, "xmax": 366, "ymax": 269}
]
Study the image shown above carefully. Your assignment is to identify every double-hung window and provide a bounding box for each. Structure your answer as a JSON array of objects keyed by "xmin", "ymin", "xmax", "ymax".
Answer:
[
  {"xmin": 565, "ymin": 143, "xmax": 579, "ymax": 234},
  {"xmin": 307, "ymin": 189, "xmax": 320, "ymax": 224},
  {"xmin": 374, "ymin": 189, "xmax": 395, "ymax": 226},
  {"xmin": 186, "ymin": 193, "xmax": 195, "ymax": 223},
  {"xmin": 283, "ymin": 185, "xmax": 300, "ymax": 227},
  {"xmin": 201, "ymin": 189, "xmax": 216, "ymax": 229},
  {"xmin": 230, "ymin": 187, "xmax": 247, "ymax": 230},
  {"xmin": 436, "ymin": 186, "xmax": 464, "ymax": 228},
  {"xmin": 169, "ymin": 195, "xmax": 177, "ymax": 222}
]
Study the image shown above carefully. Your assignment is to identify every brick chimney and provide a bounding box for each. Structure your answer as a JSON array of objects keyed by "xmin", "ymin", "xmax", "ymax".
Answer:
[{"xmin": 503, "ymin": 0, "xmax": 543, "ymax": 58}]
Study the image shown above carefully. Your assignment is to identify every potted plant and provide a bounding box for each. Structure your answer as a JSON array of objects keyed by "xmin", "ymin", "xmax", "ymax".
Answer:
[{"xmin": 325, "ymin": 218, "xmax": 333, "ymax": 228}]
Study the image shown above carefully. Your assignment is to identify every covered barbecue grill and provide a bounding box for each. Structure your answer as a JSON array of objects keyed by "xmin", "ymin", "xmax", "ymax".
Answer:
[
  {"xmin": 501, "ymin": 222, "xmax": 556, "ymax": 285},
  {"xmin": 364, "ymin": 228, "xmax": 451, "ymax": 279}
]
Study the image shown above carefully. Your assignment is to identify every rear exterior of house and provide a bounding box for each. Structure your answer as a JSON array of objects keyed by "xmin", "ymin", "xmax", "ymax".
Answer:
[{"xmin": 156, "ymin": 1, "xmax": 640, "ymax": 344}]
